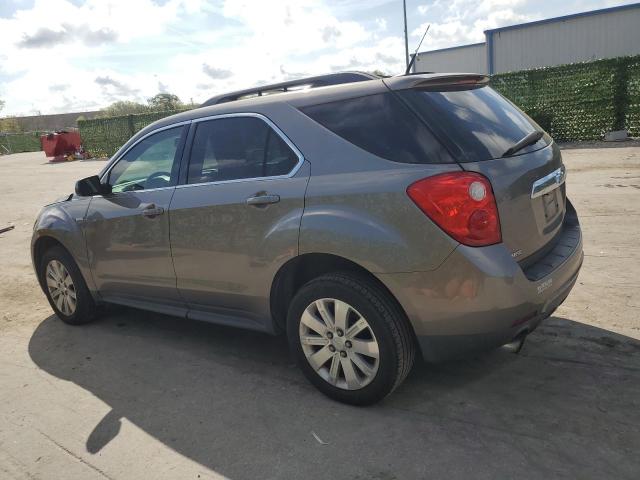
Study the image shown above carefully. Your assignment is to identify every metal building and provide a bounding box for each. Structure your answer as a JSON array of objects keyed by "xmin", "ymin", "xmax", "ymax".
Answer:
[
  {"xmin": 413, "ymin": 43, "xmax": 487, "ymax": 74},
  {"xmin": 414, "ymin": 2, "xmax": 640, "ymax": 75}
]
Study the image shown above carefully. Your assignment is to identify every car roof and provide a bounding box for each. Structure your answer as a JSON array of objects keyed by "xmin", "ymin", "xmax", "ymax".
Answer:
[
  {"xmin": 201, "ymin": 71, "xmax": 378, "ymax": 107},
  {"xmin": 100, "ymin": 71, "xmax": 487, "ymax": 177},
  {"xmin": 135, "ymin": 72, "xmax": 488, "ymax": 138}
]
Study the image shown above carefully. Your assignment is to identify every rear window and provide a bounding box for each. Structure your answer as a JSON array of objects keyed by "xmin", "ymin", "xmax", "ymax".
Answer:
[
  {"xmin": 300, "ymin": 92, "xmax": 452, "ymax": 164},
  {"xmin": 397, "ymin": 86, "xmax": 549, "ymax": 162}
]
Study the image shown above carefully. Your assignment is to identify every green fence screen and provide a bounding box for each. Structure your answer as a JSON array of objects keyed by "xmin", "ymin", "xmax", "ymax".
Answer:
[
  {"xmin": 491, "ymin": 55, "xmax": 640, "ymax": 141},
  {"xmin": 71, "ymin": 55, "xmax": 640, "ymax": 156},
  {"xmin": 0, "ymin": 132, "xmax": 43, "ymax": 154},
  {"xmin": 626, "ymin": 57, "xmax": 640, "ymax": 138},
  {"xmin": 78, "ymin": 110, "xmax": 188, "ymax": 157}
]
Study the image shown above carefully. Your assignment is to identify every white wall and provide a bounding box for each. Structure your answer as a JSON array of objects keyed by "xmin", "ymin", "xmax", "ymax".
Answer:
[
  {"xmin": 414, "ymin": 43, "xmax": 487, "ymax": 74},
  {"xmin": 489, "ymin": 6, "xmax": 640, "ymax": 73},
  {"xmin": 413, "ymin": 4, "xmax": 640, "ymax": 75}
]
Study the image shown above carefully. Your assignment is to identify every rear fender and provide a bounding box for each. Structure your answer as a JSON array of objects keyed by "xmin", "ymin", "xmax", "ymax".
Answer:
[{"xmin": 299, "ymin": 204, "xmax": 457, "ymax": 274}]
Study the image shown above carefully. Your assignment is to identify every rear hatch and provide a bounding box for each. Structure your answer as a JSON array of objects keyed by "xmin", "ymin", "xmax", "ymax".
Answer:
[{"xmin": 387, "ymin": 75, "xmax": 566, "ymax": 262}]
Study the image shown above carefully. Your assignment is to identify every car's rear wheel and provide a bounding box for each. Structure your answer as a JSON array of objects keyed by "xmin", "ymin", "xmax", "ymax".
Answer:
[
  {"xmin": 39, "ymin": 246, "xmax": 97, "ymax": 325},
  {"xmin": 287, "ymin": 272, "xmax": 415, "ymax": 405}
]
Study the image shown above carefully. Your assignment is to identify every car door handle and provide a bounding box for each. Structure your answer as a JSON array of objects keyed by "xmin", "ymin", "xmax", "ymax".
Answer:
[
  {"xmin": 141, "ymin": 204, "xmax": 165, "ymax": 218},
  {"xmin": 246, "ymin": 194, "xmax": 280, "ymax": 206}
]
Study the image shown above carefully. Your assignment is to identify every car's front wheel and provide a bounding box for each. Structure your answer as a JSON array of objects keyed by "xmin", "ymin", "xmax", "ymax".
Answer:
[
  {"xmin": 39, "ymin": 246, "xmax": 97, "ymax": 325},
  {"xmin": 287, "ymin": 273, "xmax": 415, "ymax": 405}
]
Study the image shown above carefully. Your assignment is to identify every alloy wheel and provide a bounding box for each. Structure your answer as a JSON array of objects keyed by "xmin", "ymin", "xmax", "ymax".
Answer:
[
  {"xmin": 299, "ymin": 298, "xmax": 380, "ymax": 390},
  {"xmin": 45, "ymin": 259, "xmax": 77, "ymax": 316}
]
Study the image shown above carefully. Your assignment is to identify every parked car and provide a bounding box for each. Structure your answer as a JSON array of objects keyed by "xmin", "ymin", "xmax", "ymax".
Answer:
[{"xmin": 32, "ymin": 72, "xmax": 583, "ymax": 405}]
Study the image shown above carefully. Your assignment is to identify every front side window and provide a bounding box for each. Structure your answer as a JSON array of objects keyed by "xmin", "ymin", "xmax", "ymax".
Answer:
[
  {"xmin": 187, "ymin": 116, "xmax": 299, "ymax": 184},
  {"xmin": 108, "ymin": 126, "xmax": 186, "ymax": 193}
]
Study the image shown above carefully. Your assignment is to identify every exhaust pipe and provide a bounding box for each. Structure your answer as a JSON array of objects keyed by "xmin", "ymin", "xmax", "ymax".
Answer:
[{"xmin": 503, "ymin": 330, "xmax": 528, "ymax": 354}]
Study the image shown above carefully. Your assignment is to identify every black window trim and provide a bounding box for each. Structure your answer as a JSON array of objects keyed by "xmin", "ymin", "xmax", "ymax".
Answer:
[
  {"xmin": 178, "ymin": 112, "xmax": 305, "ymax": 189},
  {"xmin": 99, "ymin": 113, "xmax": 305, "ymax": 194}
]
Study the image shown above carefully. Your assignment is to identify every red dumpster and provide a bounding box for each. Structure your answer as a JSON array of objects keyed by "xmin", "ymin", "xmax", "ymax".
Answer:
[{"xmin": 41, "ymin": 131, "xmax": 82, "ymax": 158}]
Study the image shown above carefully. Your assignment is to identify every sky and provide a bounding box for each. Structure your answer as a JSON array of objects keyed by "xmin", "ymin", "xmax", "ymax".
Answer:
[{"xmin": 0, "ymin": 0, "xmax": 636, "ymax": 116}]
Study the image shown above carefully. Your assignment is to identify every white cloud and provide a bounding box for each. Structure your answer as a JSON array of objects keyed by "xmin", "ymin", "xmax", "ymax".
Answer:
[
  {"xmin": 1, "ymin": 0, "xmax": 402, "ymax": 115},
  {"xmin": 221, "ymin": 0, "xmax": 370, "ymax": 53},
  {"xmin": 0, "ymin": 0, "xmax": 554, "ymax": 116},
  {"xmin": 412, "ymin": 0, "xmax": 533, "ymax": 50},
  {"xmin": 0, "ymin": 0, "xmax": 206, "ymax": 114},
  {"xmin": 157, "ymin": 0, "xmax": 399, "ymax": 105}
]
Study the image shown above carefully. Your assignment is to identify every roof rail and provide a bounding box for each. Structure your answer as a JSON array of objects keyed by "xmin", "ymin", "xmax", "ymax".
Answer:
[{"xmin": 201, "ymin": 71, "xmax": 378, "ymax": 107}]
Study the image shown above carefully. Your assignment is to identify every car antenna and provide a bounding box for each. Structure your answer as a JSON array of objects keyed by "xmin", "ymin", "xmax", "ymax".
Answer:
[{"xmin": 405, "ymin": 24, "xmax": 430, "ymax": 75}]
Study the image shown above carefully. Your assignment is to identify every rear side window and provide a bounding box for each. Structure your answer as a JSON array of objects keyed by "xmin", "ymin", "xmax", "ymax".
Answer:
[
  {"xmin": 188, "ymin": 117, "xmax": 299, "ymax": 184},
  {"xmin": 300, "ymin": 92, "xmax": 452, "ymax": 164},
  {"xmin": 397, "ymin": 86, "xmax": 549, "ymax": 162}
]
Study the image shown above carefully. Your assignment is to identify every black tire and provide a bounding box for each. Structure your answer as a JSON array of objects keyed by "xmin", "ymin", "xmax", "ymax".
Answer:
[
  {"xmin": 287, "ymin": 272, "xmax": 415, "ymax": 405},
  {"xmin": 39, "ymin": 246, "xmax": 98, "ymax": 325}
]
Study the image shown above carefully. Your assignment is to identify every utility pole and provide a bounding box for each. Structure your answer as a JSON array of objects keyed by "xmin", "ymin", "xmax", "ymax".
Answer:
[{"xmin": 403, "ymin": 0, "xmax": 410, "ymax": 70}]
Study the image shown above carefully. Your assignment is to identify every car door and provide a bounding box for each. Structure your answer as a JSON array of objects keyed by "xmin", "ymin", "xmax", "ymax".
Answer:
[
  {"xmin": 169, "ymin": 114, "xmax": 309, "ymax": 331},
  {"xmin": 84, "ymin": 124, "xmax": 188, "ymax": 314}
]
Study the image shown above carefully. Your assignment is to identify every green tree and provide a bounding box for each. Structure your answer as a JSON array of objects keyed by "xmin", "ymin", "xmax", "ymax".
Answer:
[
  {"xmin": 0, "ymin": 99, "xmax": 5, "ymax": 112},
  {"xmin": 0, "ymin": 117, "xmax": 22, "ymax": 133},
  {"xmin": 147, "ymin": 93, "xmax": 182, "ymax": 111},
  {"xmin": 99, "ymin": 100, "xmax": 149, "ymax": 117}
]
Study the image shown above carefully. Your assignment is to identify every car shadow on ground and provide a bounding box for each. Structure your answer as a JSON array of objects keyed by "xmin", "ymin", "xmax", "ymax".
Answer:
[{"xmin": 28, "ymin": 310, "xmax": 640, "ymax": 479}]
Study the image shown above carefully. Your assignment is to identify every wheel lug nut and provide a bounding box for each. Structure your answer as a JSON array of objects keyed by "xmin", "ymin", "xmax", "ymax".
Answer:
[
  {"xmin": 336, "ymin": 329, "xmax": 343, "ymax": 337},
  {"xmin": 345, "ymin": 341, "xmax": 352, "ymax": 348},
  {"xmin": 340, "ymin": 351, "xmax": 347, "ymax": 358},
  {"xmin": 328, "ymin": 345, "xmax": 336, "ymax": 352},
  {"xmin": 326, "ymin": 332, "xmax": 333, "ymax": 339}
]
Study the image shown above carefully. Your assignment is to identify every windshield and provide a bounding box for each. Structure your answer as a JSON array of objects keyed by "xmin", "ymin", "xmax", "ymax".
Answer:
[{"xmin": 397, "ymin": 85, "xmax": 549, "ymax": 162}]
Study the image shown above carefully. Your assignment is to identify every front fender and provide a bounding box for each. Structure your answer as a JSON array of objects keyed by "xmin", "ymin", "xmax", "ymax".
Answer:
[{"xmin": 31, "ymin": 197, "xmax": 97, "ymax": 295}]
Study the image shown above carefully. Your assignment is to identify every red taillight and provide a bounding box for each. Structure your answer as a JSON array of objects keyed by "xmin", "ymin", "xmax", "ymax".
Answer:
[{"xmin": 407, "ymin": 172, "xmax": 501, "ymax": 247}]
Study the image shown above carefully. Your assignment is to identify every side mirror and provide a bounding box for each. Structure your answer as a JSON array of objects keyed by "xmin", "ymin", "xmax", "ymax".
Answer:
[{"xmin": 75, "ymin": 175, "xmax": 112, "ymax": 197}]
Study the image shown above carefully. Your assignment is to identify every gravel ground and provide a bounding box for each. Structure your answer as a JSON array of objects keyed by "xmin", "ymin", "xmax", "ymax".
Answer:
[{"xmin": 0, "ymin": 148, "xmax": 638, "ymax": 480}]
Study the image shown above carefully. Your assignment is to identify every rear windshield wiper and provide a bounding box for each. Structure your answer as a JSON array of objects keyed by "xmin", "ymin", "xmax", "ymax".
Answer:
[{"xmin": 502, "ymin": 130, "xmax": 544, "ymax": 157}]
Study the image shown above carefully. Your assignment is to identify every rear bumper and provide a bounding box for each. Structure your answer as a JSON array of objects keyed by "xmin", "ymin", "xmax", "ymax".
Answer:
[{"xmin": 376, "ymin": 201, "xmax": 583, "ymax": 362}]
